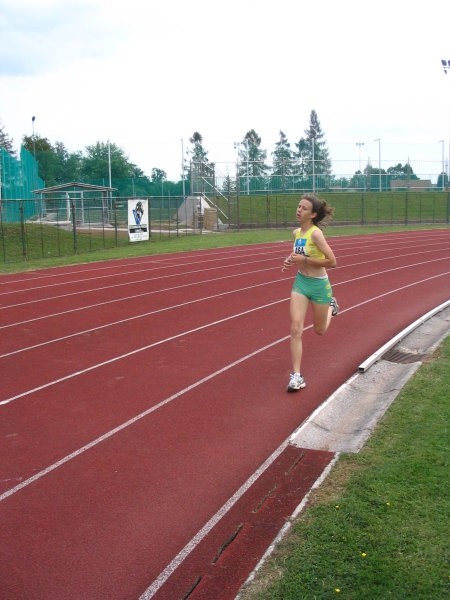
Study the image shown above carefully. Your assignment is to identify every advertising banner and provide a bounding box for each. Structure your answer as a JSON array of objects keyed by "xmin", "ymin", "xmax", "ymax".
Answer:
[{"xmin": 128, "ymin": 199, "xmax": 149, "ymax": 242}]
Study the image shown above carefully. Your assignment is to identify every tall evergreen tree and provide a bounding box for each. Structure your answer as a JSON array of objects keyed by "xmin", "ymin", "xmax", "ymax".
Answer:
[
  {"xmin": 242, "ymin": 129, "xmax": 268, "ymax": 177},
  {"xmin": 188, "ymin": 132, "xmax": 215, "ymax": 193},
  {"xmin": 188, "ymin": 132, "xmax": 209, "ymax": 164},
  {"xmin": 272, "ymin": 130, "xmax": 293, "ymax": 191},
  {"xmin": 237, "ymin": 129, "xmax": 268, "ymax": 193},
  {"xmin": 294, "ymin": 110, "xmax": 332, "ymax": 182}
]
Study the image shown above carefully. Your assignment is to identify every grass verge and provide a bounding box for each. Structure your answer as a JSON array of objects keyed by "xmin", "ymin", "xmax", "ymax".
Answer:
[
  {"xmin": 1, "ymin": 224, "xmax": 447, "ymax": 274},
  {"xmin": 239, "ymin": 336, "xmax": 450, "ymax": 599}
]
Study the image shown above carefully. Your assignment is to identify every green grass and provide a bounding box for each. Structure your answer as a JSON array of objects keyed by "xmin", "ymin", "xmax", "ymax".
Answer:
[
  {"xmin": 1, "ymin": 223, "xmax": 448, "ymax": 274},
  {"xmin": 239, "ymin": 337, "xmax": 450, "ymax": 600},
  {"xmin": 217, "ymin": 192, "xmax": 450, "ymax": 226},
  {"xmin": 1, "ymin": 191, "xmax": 448, "ymax": 268}
]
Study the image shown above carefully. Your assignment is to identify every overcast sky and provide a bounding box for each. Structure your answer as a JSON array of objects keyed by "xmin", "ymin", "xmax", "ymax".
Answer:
[{"xmin": 1, "ymin": 0, "xmax": 450, "ymax": 181}]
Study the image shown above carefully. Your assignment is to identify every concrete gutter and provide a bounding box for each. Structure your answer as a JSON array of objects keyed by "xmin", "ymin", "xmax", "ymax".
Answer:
[{"xmin": 290, "ymin": 302, "xmax": 450, "ymax": 453}]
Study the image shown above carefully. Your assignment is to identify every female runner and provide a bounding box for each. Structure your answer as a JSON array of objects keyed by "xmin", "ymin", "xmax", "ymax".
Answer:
[{"xmin": 282, "ymin": 193, "xmax": 339, "ymax": 391}]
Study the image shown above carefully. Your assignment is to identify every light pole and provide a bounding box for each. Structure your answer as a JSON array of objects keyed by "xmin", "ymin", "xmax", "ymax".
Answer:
[
  {"xmin": 244, "ymin": 138, "xmax": 249, "ymax": 195},
  {"xmin": 356, "ymin": 142, "xmax": 364, "ymax": 172},
  {"xmin": 32, "ymin": 116, "xmax": 37, "ymax": 190},
  {"xmin": 108, "ymin": 140, "xmax": 112, "ymax": 189},
  {"xmin": 311, "ymin": 136, "xmax": 315, "ymax": 192},
  {"xmin": 181, "ymin": 138, "xmax": 186, "ymax": 198},
  {"xmin": 438, "ymin": 139, "xmax": 445, "ymax": 190},
  {"xmin": 233, "ymin": 141, "xmax": 240, "ymax": 194},
  {"xmin": 374, "ymin": 138, "xmax": 381, "ymax": 191},
  {"xmin": 31, "ymin": 116, "xmax": 36, "ymax": 157}
]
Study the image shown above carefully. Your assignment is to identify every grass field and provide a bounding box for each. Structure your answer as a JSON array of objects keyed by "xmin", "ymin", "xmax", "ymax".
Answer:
[
  {"xmin": 1, "ymin": 190, "xmax": 448, "ymax": 266},
  {"xmin": 1, "ymin": 223, "xmax": 449, "ymax": 274},
  {"xmin": 239, "ymin": 337, "xmax": 450, "ymax": 600}
]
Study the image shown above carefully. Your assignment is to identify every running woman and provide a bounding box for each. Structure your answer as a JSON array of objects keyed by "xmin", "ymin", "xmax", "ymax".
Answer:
[{"xmin": 282, "ymin": 193, "xmax": 339, "ymax": 392}]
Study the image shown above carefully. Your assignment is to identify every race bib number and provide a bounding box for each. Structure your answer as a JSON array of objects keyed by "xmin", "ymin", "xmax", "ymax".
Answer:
[{"xmin": 294, "ymin": 238, "xmax": 307, "ymax": 255}]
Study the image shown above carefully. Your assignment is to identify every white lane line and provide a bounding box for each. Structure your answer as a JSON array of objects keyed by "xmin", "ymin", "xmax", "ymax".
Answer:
[
  {"xmin": 1, "ymin": 271, "xmax": 448, "ymax": 582},
  {"xmin": 2, "ymin": 243, "xmax": 448, "ymax": 313},
  {"xmin": 0, "ymin": 276, "xmax": 286, "ymax": 358},
  {"xmin": 0, "ymin": 265, "xmax": 278, "ymax": 329},
  {"xmin": 138, "ymin": 274, "xmax": 450, "ymax": 598},
  {"xmin": 1, "ymin": 230, "xmax": 446, "ymax": 289},
  {"xmin": 139, "ymin": 435, "xmax": 293, "ymax": 600},
  {"xmin": 1, "ymin": 268, "xmax": 448, "ymax": 477},
  {"xmin": 0, "ymin": 256, "xmax": 279, "ymax": 308},
  {"xmin": 0, "ymin": 298, "xmax": 287, "ymax": 406},
  {"xmin": 0, "ymin": 248, "xmax": 287, "ymax": 297},
  {"xmin": 2, "ymin": 256, "xmax": 449, "ymax": 358},
  {"xmin": 0, "ymin": 335, "xmax": 291, "ymax": 503},
  {"xmin": 0, "ymin": 242, "xmax": 290, "ymax": 287}
]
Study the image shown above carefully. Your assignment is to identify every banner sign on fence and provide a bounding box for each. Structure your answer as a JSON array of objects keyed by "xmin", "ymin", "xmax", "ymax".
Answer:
[{"xmin": 128, "ymin": 199, "xmax": 149, "ymax": 242}]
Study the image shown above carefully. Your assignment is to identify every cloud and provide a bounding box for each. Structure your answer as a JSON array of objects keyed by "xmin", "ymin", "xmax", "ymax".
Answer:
[{"xmin": 0, "ymin": 0, "xmax": 121, "ymax": 76}]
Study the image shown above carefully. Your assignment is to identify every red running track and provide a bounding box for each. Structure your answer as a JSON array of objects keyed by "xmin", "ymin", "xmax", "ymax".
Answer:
[{"xmin": 0, "ymin": 229, "xmax": 449, "ymax": 599}]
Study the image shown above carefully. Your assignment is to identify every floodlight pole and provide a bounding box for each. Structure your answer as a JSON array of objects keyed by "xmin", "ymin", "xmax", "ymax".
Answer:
[
  {"xmin": 181, "ymin": 138, "xmax": 186, "ymax": 198},
  {"xmin": 32, "ymin": 116, "xmax": 37, "ymax": 191},
  {"xmin": 108, "ymin": 141, "xmax": 112, "ymax": 188},
  {"xmin": 439, "ymin": 140, "xmax": 445, "ymax": 190},
  {"xmin": 245, "ymin": 138, "xmax": 249, "ymax": 195},
  {"xmin": 374, "ymin": 138, "xmax": 381, "ymax": 191},
  {"xmin": 32, "ymin": 116, "xmax": 36, "ymax": 158},
  {"xmin": 356, "ymin": 142, "xmax": 364, "ymax": 172}
]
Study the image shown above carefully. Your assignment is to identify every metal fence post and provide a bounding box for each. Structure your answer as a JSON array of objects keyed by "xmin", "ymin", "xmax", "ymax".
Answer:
[
  {"xmin": 113, "ymin": 199, "xmax": 118, "ymax": 247},
  {"xmin": 71, "ymin": 199, "xmax": 78, "ymax": 253},
  {"xmin": 19, "ymin": 200, "xmax": 27, "ymax": 259}
]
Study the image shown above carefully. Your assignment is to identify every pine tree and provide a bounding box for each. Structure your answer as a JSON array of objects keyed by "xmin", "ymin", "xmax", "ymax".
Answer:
[
  {"xmin": 272, "ymin": 130, "xmax": 293, "ymax": 191},
  {"xmin": 188, "ymin": 132, "xmax": 215, "ymax": 193},
  {"xmin": 294, "ymin": 110, "xmax": 332, "ymax": 184}
]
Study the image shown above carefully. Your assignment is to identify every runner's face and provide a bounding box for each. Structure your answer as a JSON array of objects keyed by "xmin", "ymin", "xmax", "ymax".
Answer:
[{"xmin": 296, "ymin": 199, "xmax": 316, "ymax": 223}]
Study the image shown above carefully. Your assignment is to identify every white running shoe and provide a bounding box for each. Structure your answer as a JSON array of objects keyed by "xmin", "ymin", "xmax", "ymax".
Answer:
[
  {"xmin": 287, "ymin": 372, "xmax": 306, "ymax": 392},
  {"xmin": 330, "ymin": 297, "xmax": 340, "ymax": 317}
]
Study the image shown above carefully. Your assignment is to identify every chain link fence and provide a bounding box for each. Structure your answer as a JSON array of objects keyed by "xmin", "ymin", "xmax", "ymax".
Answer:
[{"xmin": 1, "ymin": 191, "xmax": 449, "ymax": 264}]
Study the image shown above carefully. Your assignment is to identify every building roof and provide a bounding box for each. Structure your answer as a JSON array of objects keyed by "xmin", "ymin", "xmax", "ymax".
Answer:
[{"xmin": 33, "ymin": 182, "xmax": 117, "ymax": 194}]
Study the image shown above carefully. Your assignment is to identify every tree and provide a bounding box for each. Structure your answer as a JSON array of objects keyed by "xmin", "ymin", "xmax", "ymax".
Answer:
[
  {"xmin": 294, "ymin": 110, "xmax": 332, "ymax": 187},
  {"xmin": 0, "ymin": 121, "xmax": 16, "ymax": 157},
  {"xmin": 188, "ymin": 132, "xmax": 209, "ymax": 164},
  {"xmin": 22, "ymin": 134, "xmax": 58, "ymax": 185},
  {"xmin": 151, "ymin": 168, "xmax": 167, "ymax": 183},
  {"xmin": 221, "ymin": 173, "xmax": 237, "ymax": 195},
  {"xmin": 237, "ymin": 129, "xmax": 268, "ymax": 192},
  {"xmin": 386, "ymin": 163, "xmax": 417, "ymax": 180},
  {"xmin": 364, "ymin": 163, "xmax": 387, "ymax": 191},
  {"xmin": 82, "ymin": 142, "xmax": 143, "ymax": 182},
  {"xmin": 271, "ymin": 130, "xmax": 293, "ymax": 191},
  {"xmin": 188, "ymin": 132, "xmax": 215, "ymax": 194},
  {"xmin": 53, "ymin": 141, "xmax": 83, "ymax": 183},
  {"xmin": 437, "ymin": 171, "xmax": 449, "ymax": 190}
]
